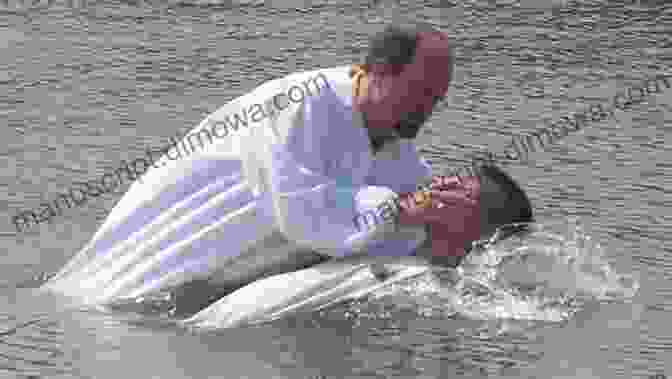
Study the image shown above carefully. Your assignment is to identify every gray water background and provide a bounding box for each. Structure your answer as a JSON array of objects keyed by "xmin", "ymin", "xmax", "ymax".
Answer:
[{"xmin": 0, "ymin": 0, "xmax": 670, "ymax": 378}]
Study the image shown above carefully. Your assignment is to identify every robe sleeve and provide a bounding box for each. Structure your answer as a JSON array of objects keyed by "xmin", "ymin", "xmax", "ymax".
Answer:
[{"xmin": 254, "ymin": 83, "xmax": 402, "ymax": 257}]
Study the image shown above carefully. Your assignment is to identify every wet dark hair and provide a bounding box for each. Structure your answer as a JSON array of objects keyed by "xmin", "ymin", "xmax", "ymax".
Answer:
[{"xmin": 475, "ymin": 163, "xmax": 534, "ymax": 243}]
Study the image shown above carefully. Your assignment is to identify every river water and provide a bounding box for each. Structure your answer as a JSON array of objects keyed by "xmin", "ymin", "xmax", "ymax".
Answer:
[{"xmin": 1, "ymin": 0, "xmax": 670, "ymax": 378}]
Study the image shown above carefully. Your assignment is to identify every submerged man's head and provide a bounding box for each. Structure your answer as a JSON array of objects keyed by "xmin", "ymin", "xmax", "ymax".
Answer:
[
  {"xmin": 429, "ymin": 163, "xmax": 534, "ymax": 267},
  {"xmin": 476, "ymin": 163, "xmax": 534, "ymax": 242},
  {"xmin": 351, "ymin": 24, "xmax": 455, "ymax": 148}
]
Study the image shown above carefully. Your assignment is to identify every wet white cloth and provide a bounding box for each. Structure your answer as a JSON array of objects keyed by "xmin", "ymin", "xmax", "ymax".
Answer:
[{"xmin": 42, "ymin": 66, "xmax": 432, "ymax": 304}]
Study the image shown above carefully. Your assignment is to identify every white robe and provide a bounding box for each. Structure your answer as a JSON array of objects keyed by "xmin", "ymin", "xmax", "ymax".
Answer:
[{"xmin": 43, "ymin": 66, "xmax": 433, "ymax": 304}]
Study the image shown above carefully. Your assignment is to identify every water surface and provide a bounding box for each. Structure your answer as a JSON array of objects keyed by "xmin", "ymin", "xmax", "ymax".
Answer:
[{"xmin": 1, "ymin": 0, "xmax": 671, "ymax": 378}]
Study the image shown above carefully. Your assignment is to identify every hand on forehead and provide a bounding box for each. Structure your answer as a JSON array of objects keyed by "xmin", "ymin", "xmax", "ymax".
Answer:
[{"xmin": 417, "ymin": 174, "xmax": 480, "ymax": 194}]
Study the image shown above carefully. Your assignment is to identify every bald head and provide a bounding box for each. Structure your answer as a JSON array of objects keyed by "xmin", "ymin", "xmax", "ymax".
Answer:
[{"xmin": 357, "ymin": 24, "xmax": 455, "ymax": 138}]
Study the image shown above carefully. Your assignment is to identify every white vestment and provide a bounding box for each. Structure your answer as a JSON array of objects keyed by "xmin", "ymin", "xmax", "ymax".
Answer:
[{"xmin": 43, "ymin": 66, "xmax": 432, "ymax": 304}]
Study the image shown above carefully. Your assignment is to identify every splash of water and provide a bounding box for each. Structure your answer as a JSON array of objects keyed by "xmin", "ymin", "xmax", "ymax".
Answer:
[
  {"xmin": 344, "ymin": 218, "xmax": 639, "ymax": 325},
  {"xmin": 96, "ymin": 218, "xmax": 640, "ymax": 330}
]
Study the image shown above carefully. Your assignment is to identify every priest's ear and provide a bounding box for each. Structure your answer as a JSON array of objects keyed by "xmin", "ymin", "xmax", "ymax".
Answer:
[{"xmin": 349, "ymin": 64, "xmax": 370, "ymax": 77}]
